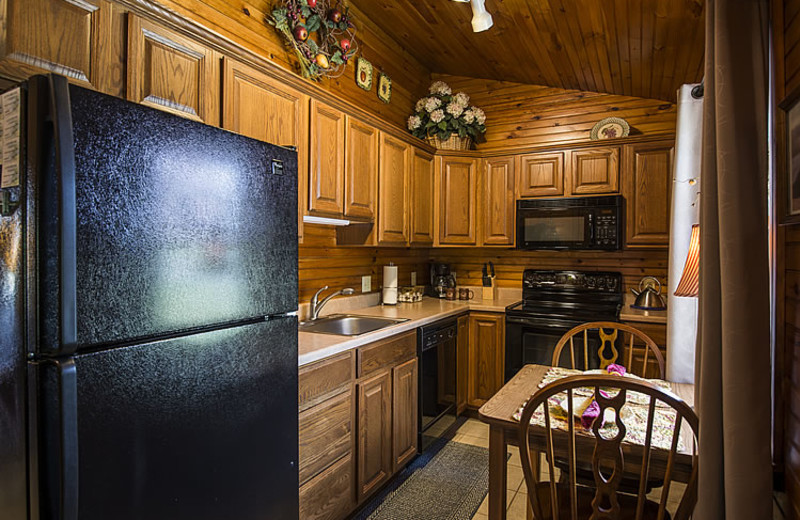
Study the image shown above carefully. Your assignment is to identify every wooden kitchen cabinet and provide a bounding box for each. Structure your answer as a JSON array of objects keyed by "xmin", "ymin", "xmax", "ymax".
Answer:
[
  {"xmin": 569, "ymin": 146, "xmax": 619, "ymax": 195},
  {"xmin": 436, "ymin": 155, "xmax": 478, "ymax": 245},
  {"xmin": 0, "ymin": 0, "xmax": 118, "ymax": 92},
  {"xmin": 480, "ymin": 156, "xmax": 516, "ymax": 246},
  {"xmin": 456, "ymin": 314, "xmax": 470, "ymax": 414},
  {"xmin": 620, "ymin": 320, "xmax": 667, "ymax": 379},
  {"xmin": 356, "ymin": 369, "xmax": 392, "ymax": 501},
  {"xmin": 344, "ymin": 117, "xmax": 379, "ymax": 220},
  {"xmin": 299, "ymin": 454, "xmax": 354, "ymax": 520},
  {"xmin": 377, "ymin": 133, "xmax": 410, "ymax": 245},
  {"xmin": 409, "ymin": 148, "xmax": 436, "ymax": 245},
  {"xmin": 128, "ymin": 15, "xmax": 220, "ymax": 125},
  {"xmin": 392, "ymin": 358, "xmax": 418, "ymax": 471},
  {"xmin": 467, "ymin": 312, "xmax": 505, "ymax": 408},
  {"xmin": 221, "ymin": 57, "xmax": 309, "ymax": 242},
  {"xmin": 623, "ymin": 141, "xmax": 674, "ymax": 247},
  {"xmin": 309, "ymin": 99, "xmax": 346, "ymax": 216},
  {"xmin": 517, "ymin": 152, "xmax": 565, "ymax": 198}
]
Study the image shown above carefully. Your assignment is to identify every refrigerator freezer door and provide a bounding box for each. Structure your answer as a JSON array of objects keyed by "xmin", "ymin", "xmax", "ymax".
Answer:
[
  {"xmin": 35, "ymin": 81, "xmax": 298, "ymax": 353},
  {"xmin": 36, "ymin": 317, "xmax": 299, "ymax": 520}
]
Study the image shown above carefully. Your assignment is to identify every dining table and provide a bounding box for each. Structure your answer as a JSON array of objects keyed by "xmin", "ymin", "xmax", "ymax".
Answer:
[{"xmin": 477, "ymin": 364, "xmax": 696, "ymax": 520}]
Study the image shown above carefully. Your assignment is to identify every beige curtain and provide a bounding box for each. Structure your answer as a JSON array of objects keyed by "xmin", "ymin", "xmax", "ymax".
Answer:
[{"xmin": 695, "ymin": 0, "xmax": 772, "ymax": 518}]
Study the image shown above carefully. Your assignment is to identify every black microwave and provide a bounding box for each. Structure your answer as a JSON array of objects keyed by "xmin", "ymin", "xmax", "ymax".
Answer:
[{"xmin": 516, "ymin": 195, "xmax": 623, "ymax": 250}]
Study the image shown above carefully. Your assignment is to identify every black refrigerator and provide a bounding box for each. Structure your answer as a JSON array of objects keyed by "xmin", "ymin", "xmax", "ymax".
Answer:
[{"xmin": 0, "ymin": 74, "xmax": 299, "ymax": 520}]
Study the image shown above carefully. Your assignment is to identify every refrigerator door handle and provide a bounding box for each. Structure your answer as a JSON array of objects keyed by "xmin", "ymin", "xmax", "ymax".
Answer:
[
  {"xmin": 47, "ymin": 74, "xmax": 78, "ymax": 354},
  {"xmin": 41, "ymin": 356, "xmax": 79, "ymax": 520}
]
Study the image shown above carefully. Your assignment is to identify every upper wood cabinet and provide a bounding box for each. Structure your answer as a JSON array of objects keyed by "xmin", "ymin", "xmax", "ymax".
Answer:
[
  {"xmin": 569, "ymin": 146, "xmax": 619, "ymax": 195},
  {"xmin": 480, "ymin": 157, "xmax": 516, "ymax": 246},
  {"xmin": 623, "ymin": 141, "xmax": 674, "ymax": 247},
  {"xmin": 409, "ymin": 149, "xmax": 435, "ymax": 245},
  {"xmin": 517, "ymin": 152, "xmax": 565, "ymax": 198},
  {"xmin": 0, "ymin": 0, "xmax": 116, "ymax": 91},
  {"xmin": 221, "ymin": 57, "xmax": 309, "ymax": 242},
  {"xmin": 436, "ymin": 155, "xmax": 478, "ymax": 245},
  {"xmin": 309, "ymin": 100, "xmax": 346, "ymax": 216},
  {"xmin": 128, "ymin": 15, "xmax": 220, "ymax": 125},
  {"xmin": 377, "ymin": 133, "xmax": 410, "ymax": 245},
  {"xmin": 344, "ymin": 117, "xmax": 379, "ymax": 220},
  {"xmin": 392, "ymin": 358, "xmax": 418, "ymax": 472}
]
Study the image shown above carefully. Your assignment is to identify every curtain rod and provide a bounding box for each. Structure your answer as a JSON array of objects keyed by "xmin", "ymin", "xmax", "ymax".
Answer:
[{"xmin": 691, "ymin": 77, "xmax": 704, "ymax": 99}]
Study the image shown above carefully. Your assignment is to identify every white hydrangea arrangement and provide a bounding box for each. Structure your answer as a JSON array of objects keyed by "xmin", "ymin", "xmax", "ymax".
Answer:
[{"xmin": 407, "ymin": 81, "xmax": 486, "ymax": 144}]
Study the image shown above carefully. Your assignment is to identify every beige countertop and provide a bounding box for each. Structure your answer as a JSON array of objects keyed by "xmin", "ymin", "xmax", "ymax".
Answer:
[
  {"xmin": 298, "ymin": 295, "xmax": 520, "ymax": 367},
  {"xmin": 618, "ymin": 294, "xmax": 668, "ymax": 324}
]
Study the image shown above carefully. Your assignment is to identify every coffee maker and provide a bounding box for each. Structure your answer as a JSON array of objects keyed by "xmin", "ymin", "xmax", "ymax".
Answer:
[{"xmin": 429, "ymin": 262, "xmax": 456, "ymax": 298}]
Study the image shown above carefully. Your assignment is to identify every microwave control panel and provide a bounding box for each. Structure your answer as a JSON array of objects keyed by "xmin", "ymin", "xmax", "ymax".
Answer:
[{"xmin": 595, "ymin": 213, "xmax": 618, "ymax": 247}]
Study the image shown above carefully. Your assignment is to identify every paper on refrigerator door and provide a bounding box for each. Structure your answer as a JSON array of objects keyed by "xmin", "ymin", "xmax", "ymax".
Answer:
[{"xmin": 0, "ymin": 87, "xmax": 21, "ymax": 189}]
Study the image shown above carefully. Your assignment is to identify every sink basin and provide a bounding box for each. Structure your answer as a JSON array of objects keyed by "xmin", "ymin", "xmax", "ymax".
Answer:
[{"xmin": 299, "ymin": 314, "xmax": 409, "ymax": 336}]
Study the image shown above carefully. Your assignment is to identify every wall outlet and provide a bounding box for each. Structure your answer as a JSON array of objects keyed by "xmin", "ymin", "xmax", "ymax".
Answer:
[
  {"xmin": 410, "ymin": 271, "xmax": 417, "ymax": 286},
  {"xmin": 362, "ymin": 275, "xmax": 371, "ymax": 293}
]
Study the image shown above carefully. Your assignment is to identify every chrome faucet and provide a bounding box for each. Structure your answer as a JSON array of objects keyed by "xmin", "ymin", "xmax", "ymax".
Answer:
[{"xmin": 309, "ymin": 286, "xmax": 355, "ymax": 320}]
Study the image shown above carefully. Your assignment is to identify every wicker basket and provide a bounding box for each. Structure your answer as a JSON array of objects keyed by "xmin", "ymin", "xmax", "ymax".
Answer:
[{"xmin": 426, "ymin": 134, "xmax": 472, "ymax": 151}]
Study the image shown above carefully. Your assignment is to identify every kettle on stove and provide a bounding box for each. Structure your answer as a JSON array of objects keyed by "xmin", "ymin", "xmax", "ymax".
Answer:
[{"xmin": 630, "ymin": 276, "xmax": 667, "ymax": 310}]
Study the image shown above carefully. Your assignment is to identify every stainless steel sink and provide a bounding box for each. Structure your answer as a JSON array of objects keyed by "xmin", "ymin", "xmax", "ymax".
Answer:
[{"xmin": 298, "ymin": 314, "xmax": 409, "ymax": 336}]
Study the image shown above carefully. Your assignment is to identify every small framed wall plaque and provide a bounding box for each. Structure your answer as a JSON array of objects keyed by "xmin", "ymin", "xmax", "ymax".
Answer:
[
  {"xmin": 377, "ymin": 73, "xmax": 392, "ymax": 104},
  {"xmin": 356, "ymin": 58, "xmax": 373, "ymax": 91}
]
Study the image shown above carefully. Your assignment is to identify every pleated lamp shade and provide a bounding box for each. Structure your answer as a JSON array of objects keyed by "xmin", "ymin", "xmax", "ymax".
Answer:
[{"xmin": 674, "ymin": 224, "xmax": 700, "ymax": 297}]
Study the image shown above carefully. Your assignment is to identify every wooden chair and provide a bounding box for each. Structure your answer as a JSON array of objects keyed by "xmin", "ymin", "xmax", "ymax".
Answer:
[
  {"xmin": 551, "ymin": 322, "xmax": 666, "ymax": 379},
  {"xmin": 518, "ymin": 375, "xmax": 698, "ymax": 520}
]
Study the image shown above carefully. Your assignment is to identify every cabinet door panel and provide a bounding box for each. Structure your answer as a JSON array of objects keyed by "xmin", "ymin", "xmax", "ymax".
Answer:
[
  {"xmin": 357, "ymin": 370, "xmax": 392, "ymax": 501},
  {"xmin": 481, "ymin": 157, "xmax": 515, "ymax": 246},
  {"xmin": 518, "ymin": 152, "xmax": 564, "ymax": 197},
  {"xmin": 570, "ymin": 147, "xmax": 619, "ymax": 195},
  {"xmin": 222, "ymin": 58, "xmax": 309, "ymax": 241},
  {"xmin": 0, "ymin": 0, "xmax": 112, "ymax": 89},
  {"xmin": 344, "ymin": 117, "xmax": 378, "ymax": 220},
  {"xmin": 467, "ymin": 313, "xmax": 504, "ymax": 408},
  {"xmin": 299, "ymin": 453, "xmax": 354, "ymax": 520},
  {"xmin": 128, "ymin": 15, "xmax": 219, "ymax": 125},
  {"xmin": 624, "ymin": 142, "xmax": 674, "ymax": 247},
  {"xmin": 410, "ymin": 149, "xmax": 435, "ymax": 245},
  {"xmin": 377, "ymin": 134, "xmax": 409, "ymax": 245},
  {"xmin": 457, "ymin": 314, "xmax": 469, "ymax": 415},
  {"xmin": 309, "ymin": 100, "xmax": 345, "ymax": 215},
  {"xmin": 392, "ymin": 358, "xmax": 418, "ymax": 471},
  {"xmin": 437, "ymin": 156, "xmax": 477, "ymax": 245}
]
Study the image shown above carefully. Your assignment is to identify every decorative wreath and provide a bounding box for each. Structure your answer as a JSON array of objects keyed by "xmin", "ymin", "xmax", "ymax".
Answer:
[{"xmin": 268, "ymin": 0, "xmax": 358, "ymax": 80}]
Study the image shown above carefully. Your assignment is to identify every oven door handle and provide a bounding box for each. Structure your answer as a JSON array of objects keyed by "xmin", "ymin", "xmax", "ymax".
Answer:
[{"xmin": 505, "ymin": 317, "xmax": 587, "ymax": 329}]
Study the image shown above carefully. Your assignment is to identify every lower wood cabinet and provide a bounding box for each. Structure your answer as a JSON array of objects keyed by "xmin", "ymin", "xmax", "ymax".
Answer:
[
  {"xmin": 357, "ymin": 369, "xmax": 393, "ymax": 501},
  {"xmin": 299, "ymin": 454, "xmax": 355, "ymax": 520},
  {"xmin": 620, "ymin": 320, "xmax": 667, "ymax": 379},
  {"xmin": 467, "ymin": 312, "xmax": 505, "ymax": 408},
  {"xmin": 392, "ymin": 358, "xmax": 418, "ymax": 471},
  {"xmin": 456, "ymin": 314, "xmax": 470, "ymax": 414}
]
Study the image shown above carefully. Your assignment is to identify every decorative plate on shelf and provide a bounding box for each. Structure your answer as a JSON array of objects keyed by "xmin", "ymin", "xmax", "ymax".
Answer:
[
  {"xmin": 377, "ymin": 72, "xmax": 392, "ymax": 103},
  {"xmin": 590, "ymin": 117, "xmax": 630, "ymax": 140},
  {"xmin": 356, "ymin": 58, "xmax": 373, "ymax": 91}
]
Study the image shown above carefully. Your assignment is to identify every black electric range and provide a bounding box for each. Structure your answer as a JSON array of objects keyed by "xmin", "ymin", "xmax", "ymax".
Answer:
[{"xmin": 504, "ymin": 269, "xmax": 623, "ymax": 381}]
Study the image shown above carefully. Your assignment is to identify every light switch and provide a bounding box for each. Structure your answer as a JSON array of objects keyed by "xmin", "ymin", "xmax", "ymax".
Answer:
[
  {"xmin": 362, "ymin": 275, "xmax": 371, "ymax": 293},
  {"xmin": 410, "ymin": 271, "xmax": 417, "ymax": 286}
]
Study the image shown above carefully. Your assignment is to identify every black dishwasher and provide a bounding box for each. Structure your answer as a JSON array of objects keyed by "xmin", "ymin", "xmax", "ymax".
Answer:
[{"xmin": 418, "ymin": 317, "xmax": 459, "ymax": 452}]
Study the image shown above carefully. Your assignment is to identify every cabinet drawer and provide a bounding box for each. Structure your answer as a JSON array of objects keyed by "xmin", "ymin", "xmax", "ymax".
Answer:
[
  {"xmin": 299, "ymin": 351, "xmax": 354, "ymax": 411},
  {"xmin": 357, "ymin": 331, "xmax": 416, "ymax": 378},
  {"xmin": 299, "ymin": 389, "xmax": 353, "ymax": 485},
  {"xmin": 299, "ymin": 453, "xmax": 354, "ymax": 520}
]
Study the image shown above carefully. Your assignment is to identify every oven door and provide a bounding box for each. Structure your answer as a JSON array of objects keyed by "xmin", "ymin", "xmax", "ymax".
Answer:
[
  {"xmin": 505, "ymin": 315, "xmax": 603, "ymax": 382},
  {"xmin": 516, "ymin": 206, "xmax": 593, "ymax": 250}
]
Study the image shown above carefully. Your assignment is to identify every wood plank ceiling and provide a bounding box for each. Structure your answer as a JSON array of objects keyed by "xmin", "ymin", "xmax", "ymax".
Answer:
[{"xmin": 348, "ymin": 0, "xmax": 705, "ymax": 102}]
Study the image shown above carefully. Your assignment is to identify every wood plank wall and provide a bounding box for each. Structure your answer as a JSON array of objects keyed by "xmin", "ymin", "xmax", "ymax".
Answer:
[
  {"xmin": 429, "ymin": 248, "xmax": 668, "ymax": 296},
  {"xmin": 299, "ymin": 224, "xmax": 429, "ymax": 302},
  {"xmin": 157, "ymin": 0, "xmax": 431, "ymax": 130},
  {"xmin": 434, "ymin": 74, "xmax": 678, "ymax": 151},
  {"xmin": 777, "ymin": 0, "xmax": 800, "ymax": 511}
]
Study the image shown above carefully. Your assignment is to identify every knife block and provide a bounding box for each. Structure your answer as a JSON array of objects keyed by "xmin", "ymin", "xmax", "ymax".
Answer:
[{"xmin": 482, "ymin": 280, "xmax": 495, "ymax": 301}]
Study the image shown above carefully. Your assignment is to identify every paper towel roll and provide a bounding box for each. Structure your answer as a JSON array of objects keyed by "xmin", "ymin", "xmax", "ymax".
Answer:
[
  {"xmin": 383, "ymin": 264, "xmax": 398, "ymax": 289},
  {"xmin": 382, "ymin": 287, "xmax": 398, "ymax": 305}
]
